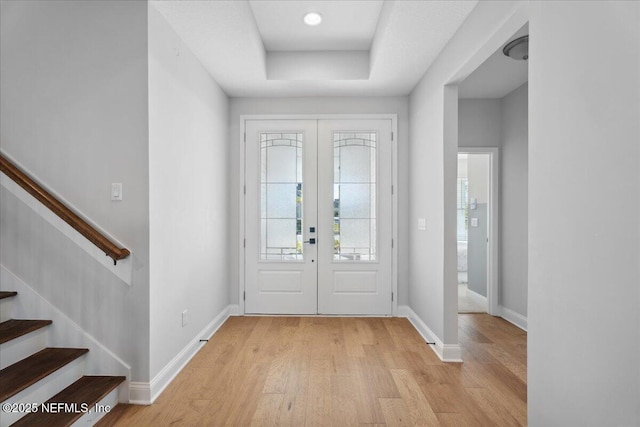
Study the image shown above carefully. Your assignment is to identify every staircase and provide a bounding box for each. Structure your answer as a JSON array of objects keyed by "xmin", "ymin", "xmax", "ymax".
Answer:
[{"xmin": 0, "ymin": 291, "xmax": 125, "ymax": 426}]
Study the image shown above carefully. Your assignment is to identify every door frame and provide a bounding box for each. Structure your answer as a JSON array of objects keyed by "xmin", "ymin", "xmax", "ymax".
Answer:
[
  {"xmin": 238, "ymin": 114, "xmax": 399, "ymax": 316},
  {"xmin": 457, "ymin": 147, "xmax": 500, "ymax": 316}
]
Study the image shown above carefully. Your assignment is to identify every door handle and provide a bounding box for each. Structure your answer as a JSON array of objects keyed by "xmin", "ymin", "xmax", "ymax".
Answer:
[{"xmin": 303, "ymin": 238, "xmax": 316, "ymax": 244}]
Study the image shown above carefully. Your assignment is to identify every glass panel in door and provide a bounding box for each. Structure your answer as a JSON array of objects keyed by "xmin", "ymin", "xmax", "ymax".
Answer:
[
  {"xmin": 260, "ymin": 133, "xmax": 303, "ymax": 261},
  {"xmin": 333, "ymin": 132, "xmax": 377, "ymax": 261}
]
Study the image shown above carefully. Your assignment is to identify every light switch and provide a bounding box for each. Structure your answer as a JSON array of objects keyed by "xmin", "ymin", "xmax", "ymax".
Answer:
[
  {"xmin": 418, "ymin": 218, "xmax": 426, "ymax": 231},
  {"xmin": 471, "ymin": 218, "xmax": 479, "ymax": 227},
  {"xmin": 470, "ymin": 197, "xmax": 477, "ymax": 210},
  {"xmin": 111, "ymin": 183, "xmax": 123, "ymax": 201}
]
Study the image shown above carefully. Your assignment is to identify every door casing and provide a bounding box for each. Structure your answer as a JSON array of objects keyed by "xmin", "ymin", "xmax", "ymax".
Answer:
[{"xmin": 238, "ymin": 114, "xmax": 398, "ymax": 315}]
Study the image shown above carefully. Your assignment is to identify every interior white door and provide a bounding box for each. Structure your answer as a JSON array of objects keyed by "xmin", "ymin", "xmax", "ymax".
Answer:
[
  {"xmin": 244, "ymin": 120, "xmax": 318, "ymax": 314},
  {"xmin": 317, "ymin": 119, "xmax": 393, "ymax": 314},
  {"xmin": 244, "ymin": 118, "xmax": 393, "ymax": 315}
]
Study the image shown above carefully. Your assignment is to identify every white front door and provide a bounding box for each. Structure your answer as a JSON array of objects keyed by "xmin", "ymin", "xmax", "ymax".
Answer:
[{"xmin": 244, "ymin": 118, "xmax": 393, "ymax": 315}]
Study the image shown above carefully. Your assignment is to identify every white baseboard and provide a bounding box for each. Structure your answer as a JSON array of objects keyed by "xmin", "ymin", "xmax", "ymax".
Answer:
[
  {"xmin": 397, "ymin": 305, "xmax": 462, "ymax": 362},
  {"xmin": 128, "ymin": 382, "xmax": 152, "ymax": 406},
  {"xmin": 129, "ymin": 304, "xmax": 233, "ymax": 405},
  {"xmin": 499, "ymin": 306, "xmax": 528, "ymax": 331}
]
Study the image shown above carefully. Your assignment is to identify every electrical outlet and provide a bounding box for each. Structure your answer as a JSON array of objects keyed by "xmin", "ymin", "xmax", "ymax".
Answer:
[{"xmin": 182, "ymin": 309, "xmax": 188, "ymax": 327}]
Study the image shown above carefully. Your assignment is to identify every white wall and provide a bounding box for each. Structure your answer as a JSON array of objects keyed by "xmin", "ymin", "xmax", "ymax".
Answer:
[
  {"xmin": 467, "ymin": 154, "xmax": 489, "ymax": 204},
  {"xmin": 457, "ymin": 155, "xmax": 468, "ymax": 179},
  {"xmin": 229, "ymin": 97, "xmax": 410, "ymax": 306},
  {"xmin": 415, "ymin": 2, "xmax": 639, "ymax": 422},
  {"xmin": 0, "ymin": 0, "xmax": 150, "ymax": 382},
  {"xmin": 500, "ymin": 83, "xmax": 527, "ymax": 317},
  {"xmin": 148, "ymin": 7, "xmax": 230, "ymax": 379},
  {"xmin": 528, "ymin": 1, "xmax": 639, "ymax": 425}
]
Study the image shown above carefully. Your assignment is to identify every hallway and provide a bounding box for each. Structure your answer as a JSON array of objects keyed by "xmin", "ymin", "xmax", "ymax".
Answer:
[
  {"xmin": 1, "ymin": 1, "xmax": 638, "ymax": 424},
  {"xmin": 99, "ymin": 315, "xmax": 526, "ymax": 426}
]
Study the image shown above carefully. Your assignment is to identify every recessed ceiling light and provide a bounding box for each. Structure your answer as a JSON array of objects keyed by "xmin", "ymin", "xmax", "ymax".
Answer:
[{"xmin": 303, "ymin": 12, "xmax": 322, "ymax": 26}]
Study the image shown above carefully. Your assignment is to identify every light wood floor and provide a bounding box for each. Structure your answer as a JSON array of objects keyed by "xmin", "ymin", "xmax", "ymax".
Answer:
[{"xmin": 98, "ymin": 314, "xmax": 527, "ymax": 426}]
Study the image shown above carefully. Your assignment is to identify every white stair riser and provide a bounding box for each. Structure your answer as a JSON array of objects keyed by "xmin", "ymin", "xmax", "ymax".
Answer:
[
  {"xmin": 0, "ymin": 357, "xmax": 86, "ymax": 427},
  {"xmin": 70, "ymin": 386, "xmax": 121, "ymax": 427},
  {"xmin": 1, "ymin": 267, "xmax": 131, "ymax": 379},
  {"xmin": 0, "ymin": 328, "xmax": 48, "ymax": 369},
  {"xmin": 0, "ymin": 298, "xmax": 13, "ymax": 322}
]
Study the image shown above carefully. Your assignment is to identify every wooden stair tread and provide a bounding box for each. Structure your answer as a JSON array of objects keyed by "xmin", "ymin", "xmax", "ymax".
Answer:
[
  {"xmin": 0, "ymin": 319, "xmax": 52, "ymax": 345},
  {"xmin": 94, "ymin": 403, "xmax": 131, "ymax": 427},
  {"xmin": 0, "ymin": 347, "xmax": 88, "ymax": 402},
  {"xmin": 0, "ymin": 291, "xmax": 17, "ymax": 300},
  {"xmin": 12, "ymin": 375, "xmax": 125, "ymax": 427}
]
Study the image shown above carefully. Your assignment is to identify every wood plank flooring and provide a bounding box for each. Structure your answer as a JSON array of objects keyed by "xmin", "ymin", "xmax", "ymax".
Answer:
[{"xmin": 98, "ymin": 314, "xmax": 527, "ymax": 426}]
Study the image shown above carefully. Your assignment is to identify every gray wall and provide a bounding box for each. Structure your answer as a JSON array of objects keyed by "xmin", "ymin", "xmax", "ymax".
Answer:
[
  {"xmin": 459, "ymin": 99, "xmax": 502, "ymax": 147},
  {"xmin": 148, "ymin": 7, "xmax": 230, "ymax": 380},
  {"xmin": 500, "ymin": 83, "xmax": 528, "ymax": 316},
  {"xmin": 528, "ymin": 1, "xmax": 639, "ymax": 425},
  {"xmin": 228, "ymin": 97, "xmax": 410, "ymax": 306},
  {"xmin": 467, "ymin": 203, "xmax": 487, "ymax": 297},
  {"xmin": 0, "ymin": 0, "xmax": 233, "ymax": 386},
  {"xmin": 0, "ymin": 0, "xmax": 150, "ymax": 381}
]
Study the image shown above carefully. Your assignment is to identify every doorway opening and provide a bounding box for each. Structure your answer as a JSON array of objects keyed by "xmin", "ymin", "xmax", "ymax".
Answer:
[
  {"xmin": 451, "ymin": 21, "xmax": 529, "ymax": 326},
  {"xmin": 457, "ymin": 152, "xmax": 493, "ymax": 313}
]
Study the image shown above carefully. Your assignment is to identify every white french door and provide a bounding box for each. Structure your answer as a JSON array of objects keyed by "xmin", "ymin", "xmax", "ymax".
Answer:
[
  {"xmin": 244, "ymin": 118, "xmax": 393, "ymax": 315},
  {"xmin": 244, "ymin": 120, "xmax": 317, "ymax": 314}
]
